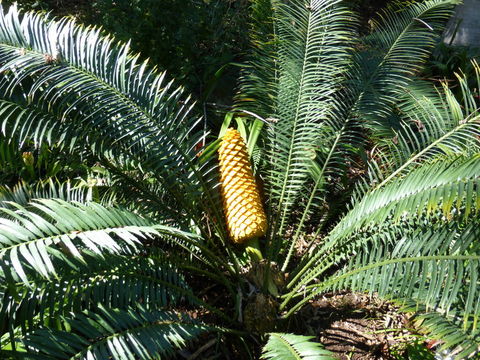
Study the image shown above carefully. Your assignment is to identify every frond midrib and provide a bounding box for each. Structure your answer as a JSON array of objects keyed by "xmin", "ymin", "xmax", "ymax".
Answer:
[
  {"xmin": 0, "ymin": 224, "xmax": 148, "ymax": 253},
  {"xmin": 270, "ymin": 333, "xmax": 302, "ymax": 360}
]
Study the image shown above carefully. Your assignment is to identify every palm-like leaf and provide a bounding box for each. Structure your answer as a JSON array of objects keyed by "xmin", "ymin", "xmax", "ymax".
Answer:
[
  {"xmin": 307, "ymin": 0, "xmax": 461, "ymax": 226},
  {"xmin": 287, "ymin": 154, "xmax": 480, "ymax": 293},
  {"xmin": 0, "ymin": 199, "xmax": 177, "ymax": 284},
  {"xmin": 0, "ymin": 252, "xmax": 194, "ymax": 337},
  {"xmin": 0, "ymin": 180, "xmax": 92, "ymax": 207},
  {"xmin": 261, "ymin": 333, "xmax": 334, "ymax": 360},
  {"xmin": 354, "ymin": 63, "xmax": 480, "ymax": 201},
  {"xmin": 283, "ymin": 152, "xmax": 480, "ymax": 356},
  {"xmin": 236, "ymin": 0, "xmax": 277, "ymax": 120},
  {"xmin": 0, "ymin": 5, "xmax": 228, "ymax": 243},
  {"xmin": 21, "ymin": 306, "xmax": 212, "ymax": 360},
  {"xmin": 258, "ymin": 0, "xmax": 355, "ymax": 260},
  {"xmin": 0, "ymin": 199, "xmax": 231, "ymax": 353},
  {"xmin": 402, "ymin": 302, "xmax": 480, "ymax": 358},
  {"xmin": 356, "ymin": 0, "xmax": 460, "ymax": 133},
  {"xmin": 289, "ymin": 218, "xmax": 480, "ymax": 355}
]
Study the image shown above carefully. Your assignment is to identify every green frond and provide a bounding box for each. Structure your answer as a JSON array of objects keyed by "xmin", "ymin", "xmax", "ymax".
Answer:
[
  {"xmin": 21, "ymin": 305, "xmax": 212, "ymax": 360},
  {"xmin": 0, "ymin": 199, "xmax": 193, "ymax": 285},
  {"xmin": 354, "ymin": 64, "xmax": 480, "ymax": 201},
  {"xmin": 327, "ymin": 154, "xmax": 479, "ymax": 247},
  {"xmin": 0, "ymin": 180, "xmax": 91, "ymax": 207},
  {"xmin": 261, "ymin": 332, "xmax": 334, "ymax": 360},
  {"xmin": 286, "ymin": 218, "xmax": 480, "ymax": 357},
  {"xmin": 354, "ymin": 105, "xmax": 480, "ymax": 206},
  {"xmin": 351, "ymin": 80, "xmax": 449, "ymax": 201},
  {"xmin": 369, "ymin": 0, "xmax": 458, "ymax": 51},
  {"xmin": 263, "ymin": 0, "xmax": 355, "ymax": 260},
  {"xmin": 97, "ymin": 159, "xmax": 182, "ymax": 221},
  {"xmin": 236, "ymin": 0, "xmax": 277, "ymax": 119},
  {"xmin": 357, "ymin": 0, "xmax": 459, "ymax": 132},
  {"xmin": 0, "ymin": 252, "xmax": 193, "ymax": 338},
  {"xmin": 411, "ymin": 309, "xmax": 480, "ymax": 358},
  {"xmin": 286, "ymin": 154, "xmax": 480, "ymax": 302},
  {"xmin": 0, "ymin": 4, "xmax": 228, "ymax": 242}
]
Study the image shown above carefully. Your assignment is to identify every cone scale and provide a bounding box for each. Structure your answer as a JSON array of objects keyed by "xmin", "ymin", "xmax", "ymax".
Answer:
[{"xmin": 218, "ymin": 128, "xmax": 267, "ymax": 244}]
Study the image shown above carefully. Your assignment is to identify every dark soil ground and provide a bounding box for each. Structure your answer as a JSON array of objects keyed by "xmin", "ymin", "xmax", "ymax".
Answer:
[{"xmin": 294, "ymin": 292, "xmax": 433, "ymax": 359}]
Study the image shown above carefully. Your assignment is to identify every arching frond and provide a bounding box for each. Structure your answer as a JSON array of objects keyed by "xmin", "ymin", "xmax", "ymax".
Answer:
[
  {"xmin": 0, "ymin": 199, "xmax": 195, "ymax": 285},
  {"xmin": 236, "ymin": 0, "xmax": 277, "ymax": 119},
  {"xmin": 0, "ymin": 252, "xmax": 194, "ymax": 339},
  {"xmin": 318, "ymin": 0, "xmax": 460, "ymax": 220},
  {"xmin": 356, "ymin": 0, "xmax": 460, "ymax": 133},
  {"xmin": 332, "ymin": 156, "xmax": 479, "ymax": 238},
  {"xmin": 0, "ymin": 196, "xmax": 234, "ymax": 353},
  {"xmin": 21, "ymin": 306, "xmax": 212, "ymax": 360},
  {"xmin": 354, "ymin": 64, "xmax": 480, "ymax": 202},
  {"xmin": 405, "ymin": 303, "xmax": 480, "ymax": 358},
  {"xmin": 329, "ymin": 0, "xmax": 459, "ymax": 172},
  {"xmin": 0, "ymin": 180, "xmax": 91, "ymax": 207},
  {"xmin": 285, "ymin": 218, "xmax": 480, "ymax": 357},
  {"xmin": 0, "ymin": 4, "xmax": 228, "ymax": 244},
  {"xmin": 287, "ymin": 154, "xmax": 480, "ymax": 301}
]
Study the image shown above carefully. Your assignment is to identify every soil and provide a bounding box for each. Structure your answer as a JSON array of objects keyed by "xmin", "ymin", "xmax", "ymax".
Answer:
[{"xmin": 292, "ymin": 292, "xmax": 433, "ymax": 360}]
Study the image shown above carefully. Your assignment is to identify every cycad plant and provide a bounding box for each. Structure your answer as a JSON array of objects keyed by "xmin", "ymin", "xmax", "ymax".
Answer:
[{"xmin": 0, "ymin": 0, "xmax": 479, "ymax": 359}]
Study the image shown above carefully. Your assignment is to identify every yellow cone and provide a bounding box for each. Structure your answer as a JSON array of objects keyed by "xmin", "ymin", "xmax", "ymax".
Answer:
[{"xmin": 218, "ymin": 128, "xmax": 267, "ymax": 243}]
